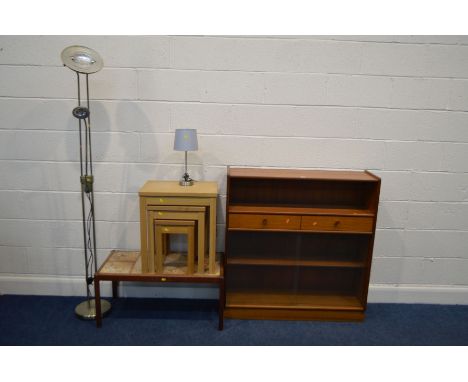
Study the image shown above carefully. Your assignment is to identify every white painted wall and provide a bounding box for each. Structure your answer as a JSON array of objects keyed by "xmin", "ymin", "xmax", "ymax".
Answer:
[{"xmin": 1, "ymin": 35, "xmax": 468, "ymax": 303}]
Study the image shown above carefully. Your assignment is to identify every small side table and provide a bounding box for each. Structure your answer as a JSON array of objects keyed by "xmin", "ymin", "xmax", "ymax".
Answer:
[
  {"xmin": 155, "ymin": 220, "xmax": 196, "ymax": 274},
  {"xmin": 94, "ymin": 250, "xmax": 225, "ymax": 329}
]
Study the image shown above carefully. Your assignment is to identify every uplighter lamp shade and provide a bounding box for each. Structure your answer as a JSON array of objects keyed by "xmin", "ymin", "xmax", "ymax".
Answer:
[
  {"xmin": 61, "ymin": 45, "xmax": 103, "ymax": 74},
  {"xmin": 174, "ymin": 129, "xmax": 198, "ymax": 151}
]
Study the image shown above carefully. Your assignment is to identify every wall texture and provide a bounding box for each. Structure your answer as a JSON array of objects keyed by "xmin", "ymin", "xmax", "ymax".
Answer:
[{"xmin": 1, "ymin": 35, "xmax": 468, "ymax": 302}]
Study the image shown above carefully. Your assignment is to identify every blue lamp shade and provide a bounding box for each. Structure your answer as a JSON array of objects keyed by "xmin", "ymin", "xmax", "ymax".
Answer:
[{"xmin": 174, "ymin": 129, "xmax": 198, "ymax": 151}]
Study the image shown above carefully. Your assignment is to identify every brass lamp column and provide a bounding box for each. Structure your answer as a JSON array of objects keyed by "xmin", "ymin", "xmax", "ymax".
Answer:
[{"xmin": 61, "ymin": 45, "xmax": 111, "ymax": 319}]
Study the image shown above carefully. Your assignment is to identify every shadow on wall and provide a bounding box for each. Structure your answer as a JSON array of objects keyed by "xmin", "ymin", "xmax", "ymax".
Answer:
[
  {"xmin": 111, "ymin": 101, "xmax": 151, "ymax": 250},
  {"xmin": 40, "ymin": 100, "xmax": 111, "ymax": 273},
  {"xmin": 371, "ymin": 202, "xmax": 407, "ymax": 287},
  {"xmin": 14, "ymin": 99, "xmax": 77, "ymax": 132}
]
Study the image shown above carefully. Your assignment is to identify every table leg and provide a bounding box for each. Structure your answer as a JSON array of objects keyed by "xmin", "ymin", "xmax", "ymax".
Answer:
[
  {"xmin": 187, "ymin": 227, "xmax": 195, "ymax": 275},
  {"xmin": 197, "ymin": 212, "xmax": 205, "ymax": 274},
  {"xmin": 209, "ymin": 199, "xmax": 217, "ymax": 274},
  {"xmin": 94, "ymin": 279, "xmax": 102, "ymax": 328},
  {"xmin": 218, "ymin": 278, "xmax": 224, "ymax": 331},
  {"xmin": 155, "ymin": 226, "xmax": 164, "ymax": 272},
  {"xmin": 112, "ymin": 281, "xmax": 119, "ymax": 298}
]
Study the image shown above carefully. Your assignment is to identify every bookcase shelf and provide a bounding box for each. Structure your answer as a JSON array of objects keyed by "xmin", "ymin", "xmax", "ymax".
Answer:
[
  {"xmin": 229, "ymin": 205, "xmax": 375, "ymax": 217},
  {"xmin": 224, "ymin": 167, "xmax": 381, "ymax": 321},
  {"xmin": 227, "ymin": 258, "xmax": 367, "ymax": 268},
  {"xmin": 226, "ymin": 291, "xmax": 364, "ymax": 311}
]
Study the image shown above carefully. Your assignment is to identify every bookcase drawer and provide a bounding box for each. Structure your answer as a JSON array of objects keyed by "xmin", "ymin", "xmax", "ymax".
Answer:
[
  {"xmin": 229, "ymin": 214, "xmax": 301, "ymax": 230},
  {"xmin": 301, "ymin": 215, "xmax": 373, "ymax": 233}
]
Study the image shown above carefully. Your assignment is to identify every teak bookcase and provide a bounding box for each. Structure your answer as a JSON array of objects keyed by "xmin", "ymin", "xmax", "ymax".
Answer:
[{"xmin": 224, "ymin": 167, "xmax": 381, "ymax": 321}]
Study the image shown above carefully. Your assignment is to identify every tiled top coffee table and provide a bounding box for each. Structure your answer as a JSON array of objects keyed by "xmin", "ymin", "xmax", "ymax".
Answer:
[{"xmin": 94, "ymin": 250, "xmax": 224, "ymax": 329}]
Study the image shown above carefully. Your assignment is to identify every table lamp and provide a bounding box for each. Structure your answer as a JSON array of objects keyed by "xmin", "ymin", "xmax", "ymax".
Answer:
[
  {"xmin": 174, "ymin": 129, "xmax": 198, "ymax": 186},
  {"xmin": 61, "ymin": 45, "xmax": 111, "ymax": 320}
]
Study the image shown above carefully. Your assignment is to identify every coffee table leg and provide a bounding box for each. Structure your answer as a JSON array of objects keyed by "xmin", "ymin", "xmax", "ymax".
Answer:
[
  {"xmin": 94, "ymin": 279, "xmax": 102, "ymax": 328},
  {"xmin": 112, "ymin": 281, "xmax": 119, "ymax": 298},
  {"xmin": 218, "ymin": 279, "xmax": 224, "ymax": 330}
]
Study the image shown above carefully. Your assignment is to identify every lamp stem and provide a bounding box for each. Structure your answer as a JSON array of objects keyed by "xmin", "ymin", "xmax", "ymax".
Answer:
[
  {"xmin": 76, "ymin": 73, "xmax": 105, "ymax": 315},
  {"xmin": 76, "ymin": 72, "xmax": 90, "ymax": 301},
  {"xmin": 85, "ymin": 73, "xmax": 98, "ymax": 275},
  {"xmin": 185, "ymin": 151, "xmax": 188, "ymax": 175},
  {"xmin": 86, "ymin": 74, "xmax": 93, "ymax": 177},
  {"xmin": 77, "ymin": 72, "xmax": 83, "ymax": 177}
]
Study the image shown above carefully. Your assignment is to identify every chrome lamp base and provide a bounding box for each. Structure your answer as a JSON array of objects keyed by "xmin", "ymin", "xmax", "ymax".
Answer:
[
  {"xmin": 180, "ymin": 171, "xmax": 194, "ymax": 187},
  {"xmin": 179, "ymin": 179, "xmax": 194, "ymax": 186},
  {"xmin": 75, "ymin": 298, "xmax": 111, "ymax": 320}
]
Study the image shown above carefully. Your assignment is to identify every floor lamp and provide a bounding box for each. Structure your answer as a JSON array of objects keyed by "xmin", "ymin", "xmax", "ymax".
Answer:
[{"xmin": 61, "ymin": 45, "xmax": 111, "ymax": 319}]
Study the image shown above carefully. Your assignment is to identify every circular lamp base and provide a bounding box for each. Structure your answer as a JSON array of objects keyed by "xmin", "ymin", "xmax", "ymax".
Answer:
[
  {"xmin": 179, "ymin": 179, "xmax": 194, "ymax": 186},
  {"xmin": 75, "ymin": 299, "xmax": 111, "ymax": 320}
]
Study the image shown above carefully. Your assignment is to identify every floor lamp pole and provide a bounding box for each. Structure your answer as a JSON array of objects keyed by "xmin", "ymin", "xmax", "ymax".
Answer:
[{"xmin": 72, "ymin": 73, "xmax": 111, "ymax": 320}]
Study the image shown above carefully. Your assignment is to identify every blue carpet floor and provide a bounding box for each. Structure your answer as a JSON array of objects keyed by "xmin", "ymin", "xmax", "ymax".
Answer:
[{"xmin": 1, "ymin": 295, "xmax": 467, "ymax": 345}]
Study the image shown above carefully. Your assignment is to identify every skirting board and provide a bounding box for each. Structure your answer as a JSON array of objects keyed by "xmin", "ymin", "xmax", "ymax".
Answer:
[
  {"xmin": 0, "ymin": 274, "xmax": 219, "ymax": 299},
  {"xmin": 1, "ymin": 275, "xmax": 468, "ymax": 304}
]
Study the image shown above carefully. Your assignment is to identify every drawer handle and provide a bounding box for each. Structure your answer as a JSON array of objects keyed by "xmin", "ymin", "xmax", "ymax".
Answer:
[
  {"xmin": 262, "ymin": 218, "xmax": 268, "ymax": 226},
  {"xmin": 161, "ymin": 277, "xmax": 166, "ymax": 282},
  {"xmin": 334, "ymin": 220, "xmax": 341, "ymax": 226}
]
